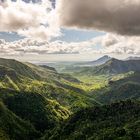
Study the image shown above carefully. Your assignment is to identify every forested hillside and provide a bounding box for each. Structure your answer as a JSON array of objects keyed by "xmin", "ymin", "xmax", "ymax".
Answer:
[
  {"xmin": 0, "ymin": 57, "xmax": 139, "ymax": 140},
  {"xmin": 48, "ymin": 100, "xmax": 140, "ymax": 140}
]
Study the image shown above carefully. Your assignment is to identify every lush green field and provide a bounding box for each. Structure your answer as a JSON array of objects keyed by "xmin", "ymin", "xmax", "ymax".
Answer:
[{"xmin": 71, "ymin": 75, "xmax": 109, "ymax": 91}]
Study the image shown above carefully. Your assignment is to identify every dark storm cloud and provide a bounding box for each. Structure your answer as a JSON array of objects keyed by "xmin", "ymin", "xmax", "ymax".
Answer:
[{"xmin": 58, "ymin": 0, "xmax": 140, "ymax": 36}]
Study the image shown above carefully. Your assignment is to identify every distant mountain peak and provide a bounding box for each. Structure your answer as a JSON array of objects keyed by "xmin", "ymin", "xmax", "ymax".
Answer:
[
  {"xmin": 84, "ymin": 55, "xmax": 112, "ymax": 66},
  {"xmin": 101, "ymin": 55, "xmax": 111, "ymax": 59},
  {"xmin": 94, "ymin": 58, "xmax": 140, "ymax": 75},
  {"xmin": 126, "ymin": 56, "xmax": 140, "ymax": 61},
  {"xmin": 107, "ymin": 58, "xmax": 121, "ymax": 63},
  {"xmin": 96, "ymin": 55, "xmax": 111, "ymax": 61}
]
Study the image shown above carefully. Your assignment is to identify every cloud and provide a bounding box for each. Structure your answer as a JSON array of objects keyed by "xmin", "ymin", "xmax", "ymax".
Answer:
[
  {"xmin": 100, "ymin": 34, "xmax": 140, "ymax": 55},
  {"xmin": 0, "ymin": 0, "xmax": 60, "ymax": 40},
  {"xmin": 0, "ymin": 36, "xmax": 103, "ymax": 55},
  {"xmin": 1, "ymin": 34, "xmax": 140, "ymax": 56},
  {"xmin": 102, "ymin": 34, "xmax": 118, "ymax": 47},
  {"xmin": 57, "ymin": 0, "xmax": 140, "ymax": 36}
]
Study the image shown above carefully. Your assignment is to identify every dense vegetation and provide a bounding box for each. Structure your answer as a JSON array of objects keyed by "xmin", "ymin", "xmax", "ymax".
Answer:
[
  {"xmin": 93, "ymin": 72, "xmax": 140, "ymax": 104},
  {"xmin": 3, "ymin": 90, "xmax": 70, "ymax": 132},
  {"xmin": 0, "ymin": 57, "xmax": 140, "ymax": 140},
  {"xmin": 0, "ymin": 58, "xmax": 96, "ymax": 139},
  {"xmin": 48, "ymin": 100, "xmax": 140, "ymax": 140},
  {"xmin": 0, "ymin": 101, "xmax": 40, "ymax": 140}
]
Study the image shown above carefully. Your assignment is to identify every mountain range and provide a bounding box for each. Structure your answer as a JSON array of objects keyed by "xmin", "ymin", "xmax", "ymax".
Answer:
[
  {"xmin": 125, "ymin": 56, "xmax": 140, "ymax": 60},
  {"xmin": 75, "ymin": 55, "xmax": 112, "ymax": 67},
  {"xmin": 93, "ymin": 58, "xmax": 140, "ymax": 74},
  {"xmin": 0, "ymin": 57, "xmax": 139, "ymax": 139},
  {"xmin": 0, "ymin": 58, "xmax": 97, "ymax": 139},
  {"xmin": 74, "ymin": 58, "xmax": 140, "ymax": 76}
]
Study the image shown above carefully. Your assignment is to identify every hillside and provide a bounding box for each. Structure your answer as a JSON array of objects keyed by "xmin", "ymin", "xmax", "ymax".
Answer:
[
  {"xmin": 0, "ymin": 58, "xmax": 80, "ymax": 83},
  {"xmin": 0, "ymin": 58, "xmax": 40, "ymax": 80},
  {"xmin": 97, "ymin": 58, "xmax": 140, "ymax": 74},
  {"xmin": 0, "ymin": 58, "xmax": 98, "ymax": 138},
  {"xmin": 82, "ymin": 55, "xmax": 111, "ymax": 66},
  {"xmin": 0, "ymin": 58, "xmax": 96, "ymax": 111},
  {"xmin": 0, "ymin": 101, "xmax": 40, "ymax": 140},
  {"xmin": 55, "ymin": 55, "xmax": 111, "ymax": 73},
  {"xmin": 0, "ymin": 88, "xmax": 70, "ymax": 132},
  {"xmin": 0, "ymin": 58, "xmax": 140, "ymax": 139},
  {"xmin": 49, "ymin": 100, "xmax": 140, "ymax": 140},
  {"xmin": 93, "ymin": 72, "xmax": 140, "ymax": 104},
  {"xmin": 75, "ymin": 58, "xmax": 140, "ymax": 76}
]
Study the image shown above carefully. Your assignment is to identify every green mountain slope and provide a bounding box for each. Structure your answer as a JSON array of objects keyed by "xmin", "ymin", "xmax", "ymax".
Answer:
[
  {"xmin": 0, "ymin": 58, "xmax": 96, "ymax": 111},
  {"xmin": 0, "ymin": 58, "xmax": 80, "ymax": 83},
  {"xmin": 0, "ymin": 58, "xmax": 98, "ymax": 139},
  {"xmin": 94, "ymin": 72, "xmax": 140, "ymax": 104},
  {"xmin": 0, "ymin": 58, "xmax": 41, "ymax": 79},
  {"xmin": 0, "ymin": 101, "xmax": 40, "ymax": 140},
  {"xmin": 0, "ymin": 88, "xmax": 70, "ymax": 132},
  {"xmin": 1, "ymin": 57, "xmax": 140, "ymax": 140},
  {"xmin": 75, "ymin": 58, "xmax": 140, "ymax": 76},
  {"xmin": 49, "ymin": 100, "xmax": 140, "ymax": 140},
  {"xmin": 94, "ymin": 58, "xmax": 140, "ymax": 75}
]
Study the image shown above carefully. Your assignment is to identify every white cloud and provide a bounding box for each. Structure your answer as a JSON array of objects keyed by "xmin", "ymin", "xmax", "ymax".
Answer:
[
  {"xmin": 0, "ymin": 0, "xmax": 60, "ymax": 40},
  {"xmin": 1, "ymin": 34, "xmax": 140, "ymax": 56},
  {"xmin": 0, "ymin": 37, "xmax": 102, "ymax": 55},
  {"xmin": 100, "ymin": 34, "xmax": 140, "ymax": 55}
]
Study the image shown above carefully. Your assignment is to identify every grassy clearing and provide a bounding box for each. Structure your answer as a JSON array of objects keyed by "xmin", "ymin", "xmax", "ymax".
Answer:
[{"xmin": 69, "ymin": 75, "xmax": 109, "ymax": 92}]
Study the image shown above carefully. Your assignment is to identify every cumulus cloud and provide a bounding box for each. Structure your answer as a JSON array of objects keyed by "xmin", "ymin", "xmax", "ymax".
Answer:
[
  {"xmin": 0, "ymin": 0, "xmax": 60, "ymax": 40},
  {"xmin": 1, "ymin": 34, "xmax": 140, "ymax": 56},
  {"xmin": 100, "ymin": 34, "xmax": 140, "ymax": 55},
  {"xmin": 57, "ymin": 0, "xmax": 140, "ymax": 36},
  {"xmin": 0, "ymin": 38, "xmax": 96, "ymax": 55}
]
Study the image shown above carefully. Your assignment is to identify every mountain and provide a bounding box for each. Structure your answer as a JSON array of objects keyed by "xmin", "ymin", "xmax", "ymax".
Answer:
[
  {"xmin": 0, "ymin": 58, "xmax": 40, "ymax": 80},
  {"xmin": 73, "ymin": 55, "xmax": 111, "ymax": 67},
  {"xmin": 0, "ymin": 88, "xmax": 70, "ymax": 132},
  {"xmin": 56, "ymin": 55, "xmax": 112, "ymax": 73},
  {"xmin": 0, "ymin": 58, "xmax": 97, "ymax": 111},
  {"xmin": 93, "ymin": 71, "xmax": 140, "ymax": 104},
  {"xmin": 1, "ymin": 57, "xmax": 140, "ymax": 139},
  {"xmin": 48, "ymin": 100, "xmax": 140, "ymax": 140},
  {"xmin": 76, "ymin": 58, "xmax": 140, "ymax": 76},
  {"xmin": 85, "ymin": 55, "xmax": 112, "ymax": 66},
  {"xmin": 0, "ymin": 58, "xmax": 79, "ymax": 83},
  {"xmin": 0, "ymin": 58, "xmax": 98, "ymax": 138},
  {"xmin": 95, "ymin": 58, "xmax": 140, "ymax": 74},
  {"xmin": 126, "ymin": 56, "xmax": 140, "ymax": 60},
  {"xmin": 0, "ymin": 101, "xmax": 40, "ymax": 140}
]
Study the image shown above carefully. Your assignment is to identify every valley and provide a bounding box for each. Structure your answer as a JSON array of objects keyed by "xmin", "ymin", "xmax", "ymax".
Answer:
[{"xmin": 0, "ymin": 56, "xmax": 139, "ymax": 140}]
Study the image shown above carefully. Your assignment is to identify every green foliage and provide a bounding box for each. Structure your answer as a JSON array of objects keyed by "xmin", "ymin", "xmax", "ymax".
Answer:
[
  {"xmin": 71, "ymin": 75, "xmax": 108, "ymax": 91},
  {"xmin": 1, "ymin": 89, "xmax": 70, "ymax": 132},
  {"xmin": 49, "ymin": 100, "xmax": 140, "ymax": 140},
  {"xmin": 0, "ymin": 101, "xmax": 40, "ymax": 140},
  {"xmin": 93, "ymin": 72, "xmax": 140, "ymax": 104}
]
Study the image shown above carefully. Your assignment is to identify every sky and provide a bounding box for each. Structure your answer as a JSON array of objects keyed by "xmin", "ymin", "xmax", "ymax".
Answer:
[{"xmin": 0, "ymin": 0, "xmax": 140, "ymax": 62}]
